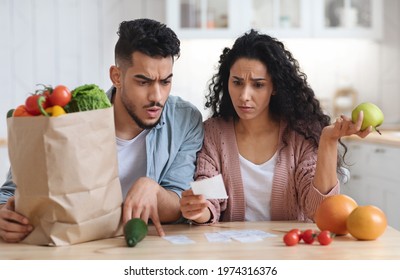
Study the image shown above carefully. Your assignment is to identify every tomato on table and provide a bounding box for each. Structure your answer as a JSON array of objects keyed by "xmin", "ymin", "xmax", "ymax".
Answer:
[
  {"xmin": 317, "ymin": 230, "xmax": 335, "ymax": 245},
  {"xmin": 283, "ymin": 231, "xmax": 300, "ymax": 246},
  {"xmin": 301, "ymin": 229, "xmax": 316, "ymax": 244}
]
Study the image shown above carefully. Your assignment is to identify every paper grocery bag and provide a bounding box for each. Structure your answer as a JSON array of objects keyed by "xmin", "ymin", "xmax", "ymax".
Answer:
[{"xmin": 7, "ymin": 107, "xmax": 123, "ymax": 246}]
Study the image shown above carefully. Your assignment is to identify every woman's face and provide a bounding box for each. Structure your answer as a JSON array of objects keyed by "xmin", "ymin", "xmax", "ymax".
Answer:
[{"xmin": 228, "ymin": 58, "xmax": 274, "ymax": 121}]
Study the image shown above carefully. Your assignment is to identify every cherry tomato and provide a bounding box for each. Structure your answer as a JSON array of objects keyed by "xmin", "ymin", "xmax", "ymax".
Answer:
[
  {"xmin": 288, "ymin": 228, "xmax": 302, "ymax": 241},
  {"xmin": 13, "ymin": 105, "xmax": 34, "ymax": 117},
  {"xmin": 317, "ymin": 230, "xmax": 334, "ymax": 246},
  {"xmin": 283, "ymin": 232, "xmax": 300, "ymax": 246},
  {"xmin": 301, "ymin": 229, "xmax": 316, "ymax": 244},
  {"xmin": 49, "ymin": 85, "xmax": 71, "ymax": 107},
  {"xmin": 25, "ymin": 94, "xmax": 47, "ymax": 115}
]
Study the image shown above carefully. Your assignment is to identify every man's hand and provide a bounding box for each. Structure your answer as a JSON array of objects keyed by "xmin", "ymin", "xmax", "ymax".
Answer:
[
  {"xmin": 0, "ymin": 197, "xmax": 33, "ymax": 243},
  {"xmin": 122, "ymin": 177, "xmax": 165, "ymax": 237}
]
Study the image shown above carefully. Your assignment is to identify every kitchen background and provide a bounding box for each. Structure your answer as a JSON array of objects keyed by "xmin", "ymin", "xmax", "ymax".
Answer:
[{"xmin": 0, "ymin": 0, "xmax": 400, "ymax": 227}]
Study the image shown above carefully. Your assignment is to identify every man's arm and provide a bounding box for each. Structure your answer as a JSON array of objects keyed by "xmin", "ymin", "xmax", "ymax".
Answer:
[{"xmin": 0, "ymin": 169, "xmax": 17, "ymax": 205}]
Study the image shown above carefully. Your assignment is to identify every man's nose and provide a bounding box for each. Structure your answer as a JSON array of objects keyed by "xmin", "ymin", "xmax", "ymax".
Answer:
[{"xmin": 148, "ymin": 84, "xmax": 162, "ymax": 103}]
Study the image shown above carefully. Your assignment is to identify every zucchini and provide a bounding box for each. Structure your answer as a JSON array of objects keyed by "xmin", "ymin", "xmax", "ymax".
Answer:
[{"xmin": 124, "ymin": 218, "xmax": 148, "ymax": 247}]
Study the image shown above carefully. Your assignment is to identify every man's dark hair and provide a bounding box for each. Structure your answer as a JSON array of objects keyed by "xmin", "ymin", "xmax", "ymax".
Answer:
[{"xmin": 115, "ymin": 18, "xmax": 180, "ymax": 67}]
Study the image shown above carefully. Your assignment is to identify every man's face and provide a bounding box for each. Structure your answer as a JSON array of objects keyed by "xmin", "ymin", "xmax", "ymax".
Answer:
[{"xmin": 117, "ymin": 52, "xmax": 173, "ymax": 129}]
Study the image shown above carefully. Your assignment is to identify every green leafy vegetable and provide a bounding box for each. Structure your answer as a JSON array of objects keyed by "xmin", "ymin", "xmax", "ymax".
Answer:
[{"xmin": 64, "ymin": 84, "xmax": 111, "ymax": 113}]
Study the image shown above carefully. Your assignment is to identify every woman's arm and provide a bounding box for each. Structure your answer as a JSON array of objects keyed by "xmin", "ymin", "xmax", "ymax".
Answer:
[{"xmin": 313, "ymin": 111, "xmax": 371, "ymax": 194}]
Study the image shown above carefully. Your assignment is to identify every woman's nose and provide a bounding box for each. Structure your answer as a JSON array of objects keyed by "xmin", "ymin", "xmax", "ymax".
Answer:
[{"xmin": 239, "ymin": 86, "xmax": 251, "ymax": 101}]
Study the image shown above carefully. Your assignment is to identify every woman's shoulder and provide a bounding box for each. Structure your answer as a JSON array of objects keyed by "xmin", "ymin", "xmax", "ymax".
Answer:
[{"xmin": 203, "ymin": 117, "xmax": 233, "ymax": 130}]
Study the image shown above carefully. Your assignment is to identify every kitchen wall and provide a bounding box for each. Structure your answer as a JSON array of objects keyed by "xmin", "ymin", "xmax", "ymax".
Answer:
[{"xmin": 1, "ymin": 0, "xmax": 400, "ymax": 178}]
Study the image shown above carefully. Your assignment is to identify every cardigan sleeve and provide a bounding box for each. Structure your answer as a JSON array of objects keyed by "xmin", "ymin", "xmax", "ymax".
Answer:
[
  {"xmin": 193, "ymin": 120, "xmax": 229, "ymax": 224},
  {"xmin": 294, "ymin": 139, "xmax": 340, "ymax": 221}
]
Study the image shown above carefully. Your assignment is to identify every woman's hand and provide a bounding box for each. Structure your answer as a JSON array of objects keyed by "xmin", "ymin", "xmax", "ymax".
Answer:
[
  {"xmin": 324, "ymin": 110, "xmax": 372, "ymax": 141},
  {"xmin": 180, "ymin": 189, "xmax": 211, "ymax": 223}
]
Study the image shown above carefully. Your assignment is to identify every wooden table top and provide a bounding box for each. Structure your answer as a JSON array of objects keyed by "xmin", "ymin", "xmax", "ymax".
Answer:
[{"xmin": 1, "ymin": 221, "xmax": 399, "ymax": 260}]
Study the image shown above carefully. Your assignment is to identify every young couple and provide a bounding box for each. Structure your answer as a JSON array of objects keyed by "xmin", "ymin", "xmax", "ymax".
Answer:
[{"xmin": 0, "ymin": 18, "xmax": 370, "ymax": 243}]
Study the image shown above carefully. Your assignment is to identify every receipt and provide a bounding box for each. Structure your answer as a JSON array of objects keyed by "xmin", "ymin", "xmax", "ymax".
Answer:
[{"xmin": 190, "ymin": 174, "xmax": 228, "ymax": 199}]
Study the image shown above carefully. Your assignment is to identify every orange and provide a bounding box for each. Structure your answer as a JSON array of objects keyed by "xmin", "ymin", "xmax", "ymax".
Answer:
[
  {"xmin": 346, "ymin": 205, "xmax": 387, "ymax": 240},
  {"xmin": 314, "ymin": 194, "xmax": 358, "ymax": 235}
]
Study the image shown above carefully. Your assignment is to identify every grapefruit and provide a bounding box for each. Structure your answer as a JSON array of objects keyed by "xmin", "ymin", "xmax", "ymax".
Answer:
[
  {"xmin": 347, "ymin": 205, "xmax": 387, "ymax": 240},
  {"xmin": 314, "ymin": 194, "xmax": 358, "ymax": 235}
]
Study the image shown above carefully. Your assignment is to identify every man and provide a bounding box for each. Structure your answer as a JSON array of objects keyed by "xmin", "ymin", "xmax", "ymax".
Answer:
[{"xmin": 0, "ymin": 19, "xmax": 204, "ymax": 242}]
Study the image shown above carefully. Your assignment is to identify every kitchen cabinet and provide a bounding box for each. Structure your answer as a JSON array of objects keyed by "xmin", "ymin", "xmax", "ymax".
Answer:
[
  {"xmin": 165, "ymin": 0, "xmax": 382, "ymax": 39},
  {"xmin": 341, "ymin": 140, "xmax": 400, "ymax": 230},
  {"xmin": 128, "ymin": 0, "xmax": 167, "ymax": 22},
  {"xmin": 166, "ymin": 0, "xmax": 311, "ymax": 38},
  {"xmin": 313, "ymin": 0, "xmax": 383, "ymax": 40}
]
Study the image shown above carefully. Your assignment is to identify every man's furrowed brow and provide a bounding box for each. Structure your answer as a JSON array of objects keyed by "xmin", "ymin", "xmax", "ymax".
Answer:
[
  {"xmin": 134, "ymin": 74, "xmax": 153, "ymax": 81},
  {"xmin": 134, "ymin": 74, "xmax": 173, "ymax": 81},
  {"xmin": 162, "ymin": 74, "xmax": 173, "ymax": 81}
]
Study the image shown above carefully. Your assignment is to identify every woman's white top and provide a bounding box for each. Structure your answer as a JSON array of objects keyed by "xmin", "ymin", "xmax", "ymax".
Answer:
[{"xmin": 239, "ymin": 152, "xmax": 277, "ymax": 221}]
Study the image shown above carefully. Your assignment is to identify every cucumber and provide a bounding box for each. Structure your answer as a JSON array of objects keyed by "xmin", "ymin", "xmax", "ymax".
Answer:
[{"xmin": 124, "ymin": 218, "xmax": 148, "ymax": 247}]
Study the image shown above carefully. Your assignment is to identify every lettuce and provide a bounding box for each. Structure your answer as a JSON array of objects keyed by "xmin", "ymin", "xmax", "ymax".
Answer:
[{"xmin": 64, "ymin": 84, "xmax": 111, "ymax": 113}]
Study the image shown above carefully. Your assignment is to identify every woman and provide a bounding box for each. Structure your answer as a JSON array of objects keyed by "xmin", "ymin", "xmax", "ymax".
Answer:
[{"xmin": 180, "ymin": 29, "xmax": 370, "ymax": 224}]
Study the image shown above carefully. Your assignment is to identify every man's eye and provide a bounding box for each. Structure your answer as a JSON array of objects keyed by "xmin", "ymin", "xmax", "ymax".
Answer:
[
  {"xmin": 138, "ymin": 81, "xmax": 148, "ymax": 86},
  {"xmin": 161, "ymin": 80, "xmax": 171, "ymax": 86}
]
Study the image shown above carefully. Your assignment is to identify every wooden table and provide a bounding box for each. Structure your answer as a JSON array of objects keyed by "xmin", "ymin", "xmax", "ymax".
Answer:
[{"xmin": 1, "ymin": 221, "xmax": 400, "ymax": 260}]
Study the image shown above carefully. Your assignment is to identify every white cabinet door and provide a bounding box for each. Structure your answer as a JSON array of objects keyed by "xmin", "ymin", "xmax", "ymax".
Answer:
[
  {"xmin": 166, "ymin": 0, "xmax": 311, "ymax": 39},
  {"xmin": 165, "ymin": 0, "xmax": 382, "ymax": 39},
  {"xmin": 312, "ymin": 0, "xmax": 383, "ymax": 39},
  {"xmin": 341, "ymin": 141, "xmax": 370, "ymax": 205},
  {"xmin": 342, "ymin": 140, "xmax": 400, "ymax": 230},
  {"xmin": 364, "ymin": 176, "xmax": 400, "ymax": 230},
  {"xmin": 166, "ymin": 0, "xmax": 237, "ymax": 39}
]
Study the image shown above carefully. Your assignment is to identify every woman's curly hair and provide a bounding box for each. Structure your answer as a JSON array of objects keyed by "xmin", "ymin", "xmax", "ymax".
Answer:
[{"xmin": 206, "ymin": 29, "xmax": 331, "ymax": 148}]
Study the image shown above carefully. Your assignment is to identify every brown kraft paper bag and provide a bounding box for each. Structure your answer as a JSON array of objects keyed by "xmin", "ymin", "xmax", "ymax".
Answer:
[{"xmin": 7, "ymin": 107, "xmax": 123, "ymax": 246}]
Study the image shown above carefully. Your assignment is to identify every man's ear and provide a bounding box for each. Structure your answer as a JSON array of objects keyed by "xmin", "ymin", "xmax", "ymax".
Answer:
[{"xmin": 110, "ymin": 66, "xmax": 122, "ymax": 88}]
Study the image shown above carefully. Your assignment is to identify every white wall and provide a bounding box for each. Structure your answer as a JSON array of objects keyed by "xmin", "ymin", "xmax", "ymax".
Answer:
[
  {"xmin": 1, "ymin": 0, "xmax": 399, "ymax": 139},
  {"xmin": 0, "ymin": 0, "xmax": 166, "ymax": 138}
]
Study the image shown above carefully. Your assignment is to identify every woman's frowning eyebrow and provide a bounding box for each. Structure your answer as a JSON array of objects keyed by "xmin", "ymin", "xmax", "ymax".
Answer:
[{"xmin": 232, "ymin": 75, "xmax": 266, "ymax": 81}]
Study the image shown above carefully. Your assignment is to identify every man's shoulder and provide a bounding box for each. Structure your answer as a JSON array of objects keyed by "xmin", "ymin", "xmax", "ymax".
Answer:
[
  {"xmin": 166, "ymin": 95, "xmax": 198, "ymax": 110},
  {"xmin": 165, "ymin": 95, "xmax": 202, "ymax": 118}
]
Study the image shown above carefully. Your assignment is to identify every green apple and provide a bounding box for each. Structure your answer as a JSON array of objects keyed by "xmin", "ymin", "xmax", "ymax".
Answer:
[{"xmin": 351, "ymin": 102, "xmax": 384, "ymax": 134}]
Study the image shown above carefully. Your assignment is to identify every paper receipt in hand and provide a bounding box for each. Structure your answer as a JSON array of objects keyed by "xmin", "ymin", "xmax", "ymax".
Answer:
[{"xmin": 190, "ymin": 174, "xmax": 228, "ymax": 199}]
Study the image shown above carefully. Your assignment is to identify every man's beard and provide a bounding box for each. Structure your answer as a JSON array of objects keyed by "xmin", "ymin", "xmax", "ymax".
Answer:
[{"xmin": 124, "ymin": 100, "xmax": 164, "ymax": 130}]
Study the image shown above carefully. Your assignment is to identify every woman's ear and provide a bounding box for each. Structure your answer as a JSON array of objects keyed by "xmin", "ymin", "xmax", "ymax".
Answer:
[{"xmin": 109, "ymin": 66, "xmax": 122, "ymax": 88}]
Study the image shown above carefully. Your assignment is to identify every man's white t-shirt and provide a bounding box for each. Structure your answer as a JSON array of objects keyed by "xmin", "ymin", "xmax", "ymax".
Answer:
[
  {"xmin": 116, "ymin": 130, "xmax": 149, "ymax": 199},
  {"xmin": 239, "ymin": 152, "xmax": 277, "ymax": 221}
]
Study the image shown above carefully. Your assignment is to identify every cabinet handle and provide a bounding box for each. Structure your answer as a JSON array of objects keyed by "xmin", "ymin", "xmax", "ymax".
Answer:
[{"xmin": 374, "ymin": 148, "xmax": 386, "ymax": 154}]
